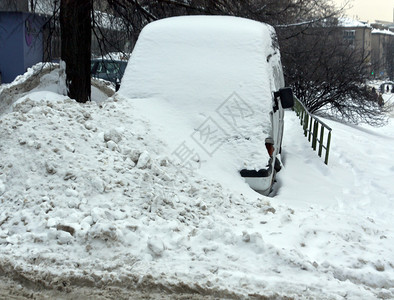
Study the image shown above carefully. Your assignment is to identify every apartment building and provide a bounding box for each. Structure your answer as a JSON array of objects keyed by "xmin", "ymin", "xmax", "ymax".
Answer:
[
  {"xmin": 339, "ymin": 17, "xmax": 394, "ymax": 80},
  {"xmin": 371, "ymin": 22, "xmax": 394, "ymax": 79},
  {"xmin": 338, "ymin": 18, "xmax": 372, "ymax": 75},
  {"xmin": 340, "ymin": 18, "xmax": 372, "ymax": 53}
]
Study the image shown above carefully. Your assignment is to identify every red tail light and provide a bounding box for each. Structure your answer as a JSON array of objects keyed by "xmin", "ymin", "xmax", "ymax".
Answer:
[{"xmin": 265, "ymin": 143, "xmax": 274, "ymax": 157}]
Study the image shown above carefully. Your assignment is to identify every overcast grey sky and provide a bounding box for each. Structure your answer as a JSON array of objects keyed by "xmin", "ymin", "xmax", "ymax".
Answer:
[{"xmin": 333, "ymin": 0, "xmax": 394, "ymax": 22}]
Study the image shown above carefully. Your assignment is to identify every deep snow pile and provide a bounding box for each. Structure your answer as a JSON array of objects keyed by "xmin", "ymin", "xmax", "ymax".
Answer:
[
  {"xmin": 0, "ymin": 87, "xmax": 393, "ymax": 298},
  {"xmin": 0, "ymin": 92, "xmax": 285, "ymax": 297}
]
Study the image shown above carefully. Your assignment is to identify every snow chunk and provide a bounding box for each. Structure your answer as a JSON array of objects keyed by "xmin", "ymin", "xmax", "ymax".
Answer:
[
  {"xmin": 45, "ymin": 161, "xmax": 57, "ymax": 175},
  {"xmin": 136, "ymin": 151, "xmax": 151, "ymax": 169},
  {"xmin": 147, "ymin": 236, "xmax": 165, "ymax": 257},
  {"xmin": 89, "ymin": 220, "xmax": 123, "ymax": 242},
  {"xmin": 104, "ymin": 128, "xmax": 124, "ymax": 144}
]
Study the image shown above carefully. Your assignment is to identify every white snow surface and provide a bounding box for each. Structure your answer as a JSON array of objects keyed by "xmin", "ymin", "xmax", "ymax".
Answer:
[
  {"xmin": 1, "ymin": 44, "xmax": 394, "ymax": 300},
  {"xmin": 0, "ymin": 74, "xmax": 394, "ymax": 299}
]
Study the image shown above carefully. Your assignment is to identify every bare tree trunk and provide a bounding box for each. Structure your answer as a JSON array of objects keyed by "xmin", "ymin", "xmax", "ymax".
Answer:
[{"xmin": 60, "ymin": 0, "xmax": 92, "ymax": 103}]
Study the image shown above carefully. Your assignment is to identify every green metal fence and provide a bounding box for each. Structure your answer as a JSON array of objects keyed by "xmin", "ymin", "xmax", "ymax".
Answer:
[{"xmin": 293, "ymin": 96, "xmax": 332, "ymax": 165}]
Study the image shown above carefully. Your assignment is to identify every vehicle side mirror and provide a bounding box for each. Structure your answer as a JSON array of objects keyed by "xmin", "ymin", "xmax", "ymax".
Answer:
[{"xmin": 277, "ymin": 87, "xmax": 294, "ymax": 109}]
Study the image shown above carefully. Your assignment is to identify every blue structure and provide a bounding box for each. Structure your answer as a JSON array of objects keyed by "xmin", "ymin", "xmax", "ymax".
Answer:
[{"xmin": 0, "ymin": 11, "xmax": 45, "ymax": 83}]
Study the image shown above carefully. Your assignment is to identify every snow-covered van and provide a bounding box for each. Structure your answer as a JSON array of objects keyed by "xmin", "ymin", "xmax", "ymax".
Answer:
[{"xmin": 119, "ymin": 16, "xmax": 293, "ymax": 195}]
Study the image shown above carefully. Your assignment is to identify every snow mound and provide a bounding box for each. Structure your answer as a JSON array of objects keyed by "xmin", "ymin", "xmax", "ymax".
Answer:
[{"xmin": 0, "ymin": 95, "xmax": 285, "ymax": 297}]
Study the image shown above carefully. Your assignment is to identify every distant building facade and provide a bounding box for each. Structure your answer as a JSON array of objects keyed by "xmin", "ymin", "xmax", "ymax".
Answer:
[
  {"xmin": 340, "ymin": 19, "xmax": 372, "ymax": 53},
  {"xmin": 339, "ymin": 18, "xmax": 394, "ymax": 80},
  {"xmin": 338, "ymin": 18, "xmax": 372, "ymax": 76},
  {"xmin": 370, "ymin": 22, "xmax": 394, "ymax": 80}
]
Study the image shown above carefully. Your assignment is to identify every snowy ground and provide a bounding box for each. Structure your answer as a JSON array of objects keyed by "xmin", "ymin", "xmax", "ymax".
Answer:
[{"xmin": 0, "ymin": 69, "xmax": 393, "ymax": 299}]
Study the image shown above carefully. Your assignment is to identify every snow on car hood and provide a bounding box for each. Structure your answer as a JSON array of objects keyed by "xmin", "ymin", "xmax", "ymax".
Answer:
[{"xmin": 119, "ymin": 16, "xmax": 282, "ymax": 182}]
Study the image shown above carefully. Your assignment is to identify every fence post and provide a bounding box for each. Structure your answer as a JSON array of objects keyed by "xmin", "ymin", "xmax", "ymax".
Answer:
[
  {"xmin": 303, "ymin": 112, "xmax": 308, "ymax": 136},
  {"xmin": 308, "ymin": 116, "xmax": 313, "ymax": 141},
  {"xmin": 312, "ymin": 120, "xmax": 318, "ymax": 150},
  {"xmin": 300, "ymin": 110, "xmax": 304, "ymax": 125},
  {"xmin": 318, "ymin": 127, "xmax": 324, "ymax": 157},
  {"xmin": 324, "ymin": 131, "xmax": 331, "ymax": 165}
]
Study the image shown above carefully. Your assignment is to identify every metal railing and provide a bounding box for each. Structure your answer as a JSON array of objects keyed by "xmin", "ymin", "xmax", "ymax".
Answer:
[{"xmin": 293, "ymin": 96, "xmax": 332, "ymax": 165}]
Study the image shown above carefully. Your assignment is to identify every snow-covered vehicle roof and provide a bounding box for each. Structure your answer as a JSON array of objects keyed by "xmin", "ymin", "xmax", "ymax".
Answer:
[
  {"xmin": 118, "ymin": 16, "xmax": 284, "ymax": 182},
  {"xmin": 120, "ymin": 16, "xmax": 281, "ymax": 107}
]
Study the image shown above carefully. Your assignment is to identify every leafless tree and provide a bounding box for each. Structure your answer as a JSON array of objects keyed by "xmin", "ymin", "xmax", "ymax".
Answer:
[
  {"xmin": 30, "ymin": 0, "xmax": 342, "ymax": 103},
  {"xmin": 280, "ymin": 20, "xmax": 390, "ymax": 126},
  {"xmin": 29, "ymin": 0, "xmax": 389, "ymax": 124}
]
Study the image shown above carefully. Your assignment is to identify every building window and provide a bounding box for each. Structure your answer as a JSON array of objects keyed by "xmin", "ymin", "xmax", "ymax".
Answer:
[
  {"xmin": 343, "ymin": 30, "xmax": 355, "ymax": 45},
  {"xmin": 343, "ymin": 30, "xmax": 355, "ymax": 38}
]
